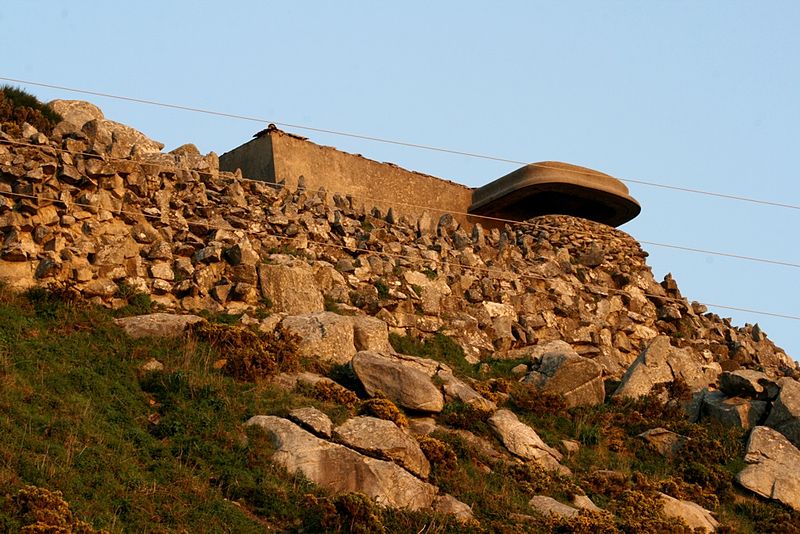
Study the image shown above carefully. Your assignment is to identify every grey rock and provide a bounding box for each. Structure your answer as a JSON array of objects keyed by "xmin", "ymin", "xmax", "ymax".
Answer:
[
  {"xmin": 288, "ymin": 407, "xmax": 333, "ymax": 438},
  {"xmin": 280, "ymin": 312, "xmax": 356, "ymax": 365},
  {"xmin": 245, "ymin": 416, "xmax": 437, "ymax": 510},
  {"xmin": 258, "ymin": 260, "xmax": 324, "ymax": 314},
  {"xmin": 701, "ymin": 391, "xmax": 768, "ymax": 430},
  {"xmin": 736, "ymin": 426, "xmax": 800, "ymax": 511},
  {"xmin": 523, "ymin": 342, "xmax": 605, "ymax": 408},
  {"xmin": 432, "ymin": 494, "xmax": 474, "ymax": 522},
  {"xmin": 720, "ymin": 370, "xmax": 779, "ymax": 400},
  {"xmin": 657, "ymin": 492, "xmax": 719, "ymax": 533},
  {"xmin": 333, "ymin": 416, "xmax": 430, "ymax": 478},
  {"xmin": 528, "ymin": 495, "xmax": 579, "ymax": 518},
  {"xmin": 488, "ymin": 409, "xmax": 567, "ymax": 473},
  {"xmin": 351, "ymin": 351, "xmax": 444, "ymax": 413},
  {"xmin": 638, "ymin": 428, "xmax": 688, "ymax": 457},
  {"xmin": 614, "ymin": 336, "xmax": 721, "ymax": 399},
  {"xmin": 764, "ymin": 377, "xmax": 800, "ymax": 448},
  {"xmin": 114, "ymin": 313, "xmax": 205, "ymax": 339}
]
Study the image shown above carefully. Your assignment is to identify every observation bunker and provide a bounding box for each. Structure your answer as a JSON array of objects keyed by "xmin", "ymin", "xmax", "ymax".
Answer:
[
  {"xmin": 219, "ymin": 127, "xmax": 640, "ymax": 229},
  {"xmin": 468, "ymin": 161, "xmax": 640, "ymax": 228}
]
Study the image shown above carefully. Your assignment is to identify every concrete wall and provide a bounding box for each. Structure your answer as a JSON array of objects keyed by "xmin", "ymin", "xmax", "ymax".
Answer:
[{"xmin": 220, "ymin": 129, "xmax": 475, "ymax": 227}]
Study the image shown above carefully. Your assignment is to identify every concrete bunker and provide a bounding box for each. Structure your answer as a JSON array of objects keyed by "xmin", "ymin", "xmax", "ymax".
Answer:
[
  {"xmin": 219, "ymin": 127, "xmax": 640, "ymax": 228},
  {"xmin": 468, "ymin": 161, "xmax": 640, "ymax": 227}
]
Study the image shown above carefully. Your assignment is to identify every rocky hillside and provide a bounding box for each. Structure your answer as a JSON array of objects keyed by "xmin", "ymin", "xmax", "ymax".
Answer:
[{"xmin": 1, "ymin": 96, "xmax": 800, "ymax": 532}]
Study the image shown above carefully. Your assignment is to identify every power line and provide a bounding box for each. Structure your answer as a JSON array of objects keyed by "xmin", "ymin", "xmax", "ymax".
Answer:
[
  {"xmin": 2, "ymin": 75, "xmax": 799, "ymax": 212},
  {"xmin": 0, "ymin": 184, "xmax": 798, "ymax": 323},
  {"xmin": 2, "ymin": 136, "xmax": 799, "ymax": 271}
]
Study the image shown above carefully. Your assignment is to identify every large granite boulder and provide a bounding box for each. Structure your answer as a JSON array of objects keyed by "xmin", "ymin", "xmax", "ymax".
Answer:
[
  {"xmin": 245, "ymin": 416, "xmax": 437, "ymax": 510},
  {"xmin": 720, "ymin": 370, "xmax": 779, "ymax": 400},
  {"xmin": 700, "ymin": 391, "xmax": 767, "ymax": 430},
  {"xmin": 764, "ymin": 377, "xmax": 800, "ymax": 448},
  {"xmin": 736, "ymin": 426, "xmax": 800, "ymax": 511},
  {"xmin": 279, "ymin": 312, "xmax": 356, "ymax": 365},
  {"xmin": 258, "ymin": 259, "xmax": 324, "ymax": 314},
  {"xmin": 613, "ymin": 336, "xmax": 721, "ymax": 399},
  {"xmin": 488, "ymin": 409, "xmax": 568, "ymax": 473},
  {"xmin": 333, "ymin": 416, "xmax": 430, "ymax": 478},
  {"xmin": 522, "ymin": 341, "xmax": 605, "ymax": 408},
  {"xmin": 351, "ymin": 351, "xmax": 444, "ymax": 413}
]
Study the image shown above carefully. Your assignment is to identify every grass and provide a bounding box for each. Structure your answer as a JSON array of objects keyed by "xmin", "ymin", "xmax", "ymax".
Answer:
[
  {"xmin": 0, "ymin": 285, "xmax": 798, "ymax": 532},
  {"xmin": 389, "ymin": 332, "xmax": 477, "ymax": 378}
]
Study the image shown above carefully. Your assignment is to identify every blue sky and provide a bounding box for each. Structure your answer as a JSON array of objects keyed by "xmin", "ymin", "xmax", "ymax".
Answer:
[{"xmin": 3, "ymin": 1, "xmax": 799, "ymax": 360}]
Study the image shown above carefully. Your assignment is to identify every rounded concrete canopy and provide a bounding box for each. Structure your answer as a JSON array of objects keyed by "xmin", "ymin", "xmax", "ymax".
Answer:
[{"xmin": 469, "ymin": 161, "xmax": 641, "ymax": 227}]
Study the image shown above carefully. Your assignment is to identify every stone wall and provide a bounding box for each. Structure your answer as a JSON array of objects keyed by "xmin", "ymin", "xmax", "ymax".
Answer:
[{"xmin": 1, "ymin": 117, "xmax": 795, "ymax": 381}]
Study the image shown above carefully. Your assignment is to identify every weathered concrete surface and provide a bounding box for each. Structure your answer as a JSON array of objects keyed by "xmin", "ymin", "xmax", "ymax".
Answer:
[
  {"xmin": 470, "ymin": 161, "xmax": 641, "ymax": 227},
  {"xmin": 220, "ymin": 128, "xmax": 475, "ymax": 228}
]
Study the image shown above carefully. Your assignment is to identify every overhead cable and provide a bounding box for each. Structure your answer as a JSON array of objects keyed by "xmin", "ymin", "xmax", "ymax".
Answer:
[{"xmin": 2, "ymin": 76, "xmax": 799, "ymax": 211}]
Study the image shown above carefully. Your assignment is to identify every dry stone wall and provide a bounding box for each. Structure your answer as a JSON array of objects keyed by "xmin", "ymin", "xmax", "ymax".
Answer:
[{"xmin": 0, "ymin": 103, "xmax": 796, "ymax": 385}]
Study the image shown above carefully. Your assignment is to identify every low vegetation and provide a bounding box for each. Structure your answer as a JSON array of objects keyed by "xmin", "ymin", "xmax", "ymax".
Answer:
[
  {"xmin": 0, "ymin": 287, "xmax": 798, "ymax": 532},
  {"xmin": 0, "ymin": 85, "xmax": 62, "ymax": 137}
]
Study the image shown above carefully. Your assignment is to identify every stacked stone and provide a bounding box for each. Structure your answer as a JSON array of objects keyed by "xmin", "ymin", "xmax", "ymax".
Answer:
[{"xmin": 0, "ymin": 106, "xmax": 795, "ymax": 383}]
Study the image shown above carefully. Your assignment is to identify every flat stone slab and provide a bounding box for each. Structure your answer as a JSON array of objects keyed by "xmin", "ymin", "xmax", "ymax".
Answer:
[
  {"xmin": 736, "ymin": 426, "xmax": 800, "ymax": 511},
  {"xmin": 469, "ymin": 161, "xmax": 640, "ymax": 227},
  {"xmin": 114, "ymin": 313, "xmax": 205, "ymax": 339},
  {"xmin": 245, "ymin": 415, "xmax": 437, "ymax": 510}
]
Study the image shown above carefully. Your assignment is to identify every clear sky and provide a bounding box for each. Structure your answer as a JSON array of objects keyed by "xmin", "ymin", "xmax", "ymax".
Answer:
[{"xmin": 3, "ymin": 1, "xmax": 799, "ymax": 361}]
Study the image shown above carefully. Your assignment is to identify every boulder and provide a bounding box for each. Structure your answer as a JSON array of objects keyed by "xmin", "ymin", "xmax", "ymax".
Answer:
[
  {"xmin": 700, "ymin": 391, "xmax": 767, "ymax": 430},
  {"xmin": 280, "ymin": 312, "xmax": 356, "ymax": 365},
  {"xmin": 764, "ymin": 377, "xmax": 800, "ymax": 448},
  {"xmin": 613, "ymin": 336, "xmax": 721, "ymax": 399},
  {"xmin": 114, "ymin": 313, "xmax": 205, "ymax": 339},
  {"xmin": 258, "ymin": 260, "xmax": 324, "ymax": 314},
  {"xmin": 333, "ymin": 416, "xmax": 430, "ymax": 478},
  {"xmin": 48, "ymin": 99, "xmax": 104, "ymax": 128},
  {"xmin": 432, "ymin": 494, "xmax": 474, "ymax": 522},
  {"xmin": 720, "ymin": 370, "xmax": 779, "ymax": 400},
  {"xmin": 657, "ymin": 492, "xmax": 718, "ymax": 533},
  {"xmin": 80, "ymin": 116, "xmax": 164, "ymax": 157},
  {"xmin": 437, "ymin": 369, "xmax": 496, "ymax": 412},
  {"xmin": 245, "ymin": 416, "xmax": 437, "ymax": 510},
  {"xmin": 522, "ymin": 342, "xmax": 605, "ymax": 408},
  {"xmin": 288, "ymin": 407, "xmax": 333, "ymax": 439},
  {"xmin": 488, "ymin": 409, "xmax": 568, "ymax": 473},
  {"xmin": 351, "ymin": 351, "xmax": 444, "ymax": 413},
  {"xmin": 351, "ymin": 315, "xmax": 392, "ymax": 352},
  {"xmin": 736, "ymin": 426, "xmax": 800, "ymax": 511},
  {"xmin": 528, "ymin": 495, "xmax": 578, "ymax": 519},
  {"xmin": 638, "ymin": 428, "xmax": 688, "ymax": 457}
]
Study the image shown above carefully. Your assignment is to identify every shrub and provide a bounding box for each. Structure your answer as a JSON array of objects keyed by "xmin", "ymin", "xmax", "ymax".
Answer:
[
  {"xmin": 192, "ymin": 322, "xmax": 299, "ymax": 381},
  {"xmin": 439, "ymin": 400, "xmax": 491, "ymax": 433},
  {"xmin": 8, "ymin": 485, "xmax": 105, "ymax": 533},
  {"xmin": 297, "ymin": 380, "xmax": 360, "ymax": 410},
  {"xmin": 508, "ymin": 383, "xmax": 566, "ymax": 416},
  {"xmin": 417, "ymin": 435, "xmax": 458, "ymax": 471},
  {"xmin": 389, "ymin": 332, "xmax": 475, "ymax": 378},
  {"xmin": 0, "ymin": 85, "xmax": 62, "ymax": 136},
  {"xmin": 360, "ymin": 394, "xmax": 408, "ymax": 427}
]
